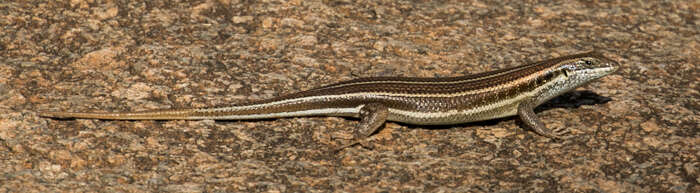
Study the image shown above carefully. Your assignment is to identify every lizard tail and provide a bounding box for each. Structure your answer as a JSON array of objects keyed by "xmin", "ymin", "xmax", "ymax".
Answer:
[{"xmin": 37, "ymin": 109, "xmax": 199, "ymax": 120}]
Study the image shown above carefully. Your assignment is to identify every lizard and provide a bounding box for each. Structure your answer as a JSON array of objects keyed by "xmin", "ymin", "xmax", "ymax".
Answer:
[{"xmin": 39, "ymin": 51, "xmax": 620, "ymax": 150}]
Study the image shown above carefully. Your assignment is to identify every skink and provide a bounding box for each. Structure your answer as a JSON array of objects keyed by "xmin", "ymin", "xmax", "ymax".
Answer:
[{"xmin": 40, "ymin": 51, "xmax": 620, "ymax": 149}]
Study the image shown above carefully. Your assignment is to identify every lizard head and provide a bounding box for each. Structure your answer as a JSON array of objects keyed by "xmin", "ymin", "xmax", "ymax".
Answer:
[
  {"xmin": 531, "ymin": 51, "xmax": 620, "ymax": 105},
  {"xmin": 558, "ymin": 51, "xmax": 620, "ymax": 87}
]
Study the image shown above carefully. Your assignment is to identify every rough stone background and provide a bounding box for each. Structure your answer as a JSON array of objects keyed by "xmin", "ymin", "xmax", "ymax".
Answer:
[{"xmin": 1, "ymin": 0, "xmax": 697, "ymax": 192}]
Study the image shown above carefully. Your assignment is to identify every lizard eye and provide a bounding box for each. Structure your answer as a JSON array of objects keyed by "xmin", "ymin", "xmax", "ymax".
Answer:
[{"xmin": 583, "ymin": 60, "xmax": 593, "ymax": 65}]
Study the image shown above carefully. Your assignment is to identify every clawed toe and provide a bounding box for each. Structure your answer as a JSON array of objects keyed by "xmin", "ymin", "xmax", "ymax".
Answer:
[
  {"xmin": 550, "ymin": 127, "xmax": 572, "ymax": 140},
  {"xmin": 331, "ymin": 140, "xmax": 359, "ymax": 152}
]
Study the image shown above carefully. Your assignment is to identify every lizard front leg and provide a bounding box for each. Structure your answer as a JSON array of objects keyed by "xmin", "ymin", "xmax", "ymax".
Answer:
[{"xmin": 517, "ymin": 98, "xmax": 570, "ymax": 139}]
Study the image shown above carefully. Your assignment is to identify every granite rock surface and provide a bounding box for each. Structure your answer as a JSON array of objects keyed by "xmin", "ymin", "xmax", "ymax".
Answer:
[{"xmin": 1, "ymin": 0, "xmax": 697, "ymax": 192}]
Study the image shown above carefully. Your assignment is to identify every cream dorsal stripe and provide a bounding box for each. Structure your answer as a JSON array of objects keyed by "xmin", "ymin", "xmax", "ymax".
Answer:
[{"xmin": 196, "ymin": 63, "xmax": 560, "ymax": 114}]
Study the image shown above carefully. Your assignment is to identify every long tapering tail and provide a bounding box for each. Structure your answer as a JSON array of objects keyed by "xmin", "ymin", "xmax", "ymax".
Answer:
[{"xmin": 38, "ymin": 109, "xmax": 200, "ymax": 120}]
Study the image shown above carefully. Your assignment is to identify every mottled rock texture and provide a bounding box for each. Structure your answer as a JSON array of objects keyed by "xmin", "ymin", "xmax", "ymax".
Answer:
[{"xmin": 1, "ymin": 0, "xmax": 697, "ymax": 192}]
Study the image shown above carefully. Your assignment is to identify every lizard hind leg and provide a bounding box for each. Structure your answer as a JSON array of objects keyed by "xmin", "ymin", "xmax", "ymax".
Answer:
[{"xmin": 332, "ymin": 103, "xmax": 389, "ymax": 151}]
